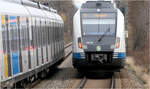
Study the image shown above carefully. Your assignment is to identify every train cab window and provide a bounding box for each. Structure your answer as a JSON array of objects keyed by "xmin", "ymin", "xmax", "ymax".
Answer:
[
  {"xmin": 81, "ymin": 13, "xmax": 116, "ymax": 36},
  {"xmin": 82, "ymin": 18, "xmax": 116, "ymax": 35}
]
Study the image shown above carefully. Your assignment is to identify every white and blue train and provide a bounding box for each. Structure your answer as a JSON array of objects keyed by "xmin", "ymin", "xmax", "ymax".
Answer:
[
  {"xmin": 0, "ymin": 0, "xmax": 64, "ymax": 88},
  {"xmin": 73, "ymin": 1, "xmax": 126, "ymax": 72}
]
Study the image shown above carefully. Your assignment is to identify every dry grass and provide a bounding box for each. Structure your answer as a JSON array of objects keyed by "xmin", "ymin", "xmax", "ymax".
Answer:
[{"xmin": 126, "ymin": 57, "xmax": 150, "ymax": 89}]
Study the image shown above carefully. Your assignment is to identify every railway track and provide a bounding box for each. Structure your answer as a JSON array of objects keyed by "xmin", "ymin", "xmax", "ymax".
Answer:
[
  {"xmin": 26, "ymin": 42, "xmax": 72, "ymax": 89},
  {"xmin": 25, "ymin": 42, "xmax": 122, "ymax": 89},
  {"xmin": 76, "ymin": 73, "xmax": 116, "ymax": 89}
]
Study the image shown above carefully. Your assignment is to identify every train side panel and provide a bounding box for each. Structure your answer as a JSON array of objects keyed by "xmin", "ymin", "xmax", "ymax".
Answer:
[
  {"xmin": 0, "ymin": 0, "xmax": 65, "ymax": 87},
  {"xmin": 114, "ymin": 9, "xmax": 126, "ymax": 53}
]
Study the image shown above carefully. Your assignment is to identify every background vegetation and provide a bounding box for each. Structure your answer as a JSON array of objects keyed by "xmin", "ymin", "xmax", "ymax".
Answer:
[{"xmin": 117, "ymin": 0, "xmax": 149, "ymax": 71}]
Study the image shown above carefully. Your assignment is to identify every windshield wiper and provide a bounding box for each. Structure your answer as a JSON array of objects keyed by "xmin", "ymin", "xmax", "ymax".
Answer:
[{"xmin": 98, "ymin": 28, "xmax": 110, "ymax": 42}]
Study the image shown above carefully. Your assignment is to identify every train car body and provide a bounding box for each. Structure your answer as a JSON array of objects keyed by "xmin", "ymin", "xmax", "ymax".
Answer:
[
  {"xmin": 73, "ymin": 1, "xmax": 126, "ymax": 72},
  {"xmin": 0, "ymin": 0, "xmax": 64, "ymax": 87}
]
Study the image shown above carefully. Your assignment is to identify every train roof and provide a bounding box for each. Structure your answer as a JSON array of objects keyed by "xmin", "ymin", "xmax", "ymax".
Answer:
[
  {"xmin": 80, "ymin": 1, "xmax": 117, "ymax": 13},
  {"xmin": 0, "ymin": 0, "xmax": 62, "ymax": 21},
  {"xmin": 81, "ymin": 1, "xmax": 115, "ymax": 9},
  {"xmin": 0, "ymin": 0, "xmax": 30, "ymax": 16},
  {"xmin": 1, "ymin": 0, "xmax": 58, "ymax": 13},
  {"xmin": 22, "ymin": 0, "xmax": 39, "ymax": 9}
]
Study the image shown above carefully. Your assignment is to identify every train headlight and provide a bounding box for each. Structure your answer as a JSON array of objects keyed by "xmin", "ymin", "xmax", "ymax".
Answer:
[
  {"xmin": 115, "ymin": 37, "xmax": 120, "ymax": 48},
  {"xmin": 78, "ymin": 37, "xmax": 82, "ymax": 49}
]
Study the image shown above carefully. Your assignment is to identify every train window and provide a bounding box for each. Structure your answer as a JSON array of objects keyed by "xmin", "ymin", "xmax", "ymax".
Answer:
[
  {"xmin": 28, "ymin": 17, "xmax": 33, "ymax": 51},
  {"xmin": 82, "ymin": 19, "xmax": 115, "ymax": 25},
  {"xmin": 34, "ymin": 18, "xmax": 38, "ymax": 48},
  {"xmin": 9, "ymin": 16, "xmax": 18, "ymax": 52},
  {"xmin": 45, "ymin": 20, "xmax": 47, "ymax": 46},
  {"xmin": 42, "ymin": 20, "xmax": 44, "ymax": 47},
  {"xmin": 47, "ymin": 20, "xmax": 49, "ymax": 46},
  {"xmin": 82, "ymin": 19, "xmax": 99, "ymax": 34},
  {"xmin": 32, "ymin": 18, "xmax": 36, "ymax": 48},
  {"xmin": 51, "ymin": 21, "xmax": 53, "ymax": 45},
  {"xmin": 1, "ymin": 16, "xmax": 7, "ymax": 53},
  {"xmin": 25, "ymin": 18, "xmax": 29, "ymax": 51},
  {"xmin": 38, "ymin": 19, "xmax": 41, "ymax": 48},
  {"xmin": 20, "ymin": 17, "xmax": 26, "ymax": 51},
  {"xmin": 43, "ymin": 20, "xmax": 46, "ymax": 46},
  {"xmin": 82, "ymin": 18, "xmax": 116, "ymax": 35},
  {"xmin": 81, "ymin": 13, "xmax": 116, "ymax": 19},
  {"xmin": 55, "ymin": 22, "xmax": 57, "ymax": 43},
  {"xmin": 48, "ymin": 21, "xmax": 50, "ymax": 45},
  {"xmin": 40, "ymin": 20, "xmax": 43, "ymax": 47}
]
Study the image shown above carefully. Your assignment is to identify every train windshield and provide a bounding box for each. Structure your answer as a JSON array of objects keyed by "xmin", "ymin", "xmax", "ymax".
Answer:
[{"xmin": 81, "ymin": 13, "xmax": 116, "ymax": 36}]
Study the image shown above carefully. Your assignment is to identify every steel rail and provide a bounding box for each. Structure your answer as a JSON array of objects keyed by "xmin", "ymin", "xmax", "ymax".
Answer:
[
  {"xmin": 76, "ymin": 76, "xmax": 87, "ymax": 89},
  {"xmin": 64, "ymin": 42, "xmax": 72, "ymax": 49},
  {"xmin": 110, "ymin": 74, "xmax": 115, "ymax": 89},
  {"xmin": 27, "ymin": 42, "xmax": 72, "ymax": 89}
]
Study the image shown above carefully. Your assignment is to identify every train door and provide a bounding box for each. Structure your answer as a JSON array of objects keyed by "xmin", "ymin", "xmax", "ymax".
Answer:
[
  {"xmin": 55, "ymin": 21, "xmax": 58, "ymax": 60},
  {"xmin": 52, "ymin": 20, "xmax": 55, "ymax": 62},
  {"xmin": 59, "ymin": 22, "xmax": 62, "ymax": 57},
  {"xmin": 58, "ymin": 22, "xmax": 61, "ymax": 57},
  {"xmin": 61, "ymin": 22, "xmax": 64, "ymax": 57},
  {"xmin": 48, "ymin": 20, "xmax": 52, "ymax": 62},
  {"xmin": 37, "ymin": 18, "xmax": 42, "ymax": 66},
  {"xmin": 45, "ymin": 19, "xmax": 49, "ymax": 63},
  {"xmin": 32, "ymin": 17, "xmax": 38, "ymax": 67},
  {"xmin": 20, "ymin": 16, "xmax": 29, "ymax": 72},
  {"xmin": 42, "ymin": 18, "xmax": 47, "ymax": 64},
  {"xmin": 0, "ymin": 15, "xmax": 6, "ymax": 80},
  {"xmin": 8, "ymin": 16, "xmax": 20, "ymax": 75},
  {"xmin": 47, "ymin": 20, "xmax": 50, "ymax": 62},
  {"xmin": 57, "ymin": 22, "xmax": 59, "ymax": 58},
  {"xmin": 54, "ymin": 21, "xmax": 56, "ymax": 60},
  {"xmin": 28, "ymin": 17, "xmax": 36, "ymax": 69},
  {"xmin": 60, "ymin": 22, "xmax": 62, "ymax": 57}
]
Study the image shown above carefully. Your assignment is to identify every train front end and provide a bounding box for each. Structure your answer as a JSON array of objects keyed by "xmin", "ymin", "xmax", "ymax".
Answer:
[{"xmin": 73, "ymin": 1, "xmax": 126, "ymax": 72}]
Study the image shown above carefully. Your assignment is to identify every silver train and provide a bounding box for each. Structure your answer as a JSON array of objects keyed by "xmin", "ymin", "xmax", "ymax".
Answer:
[
  {"xmin": 73, "ymin": 1, "xmax": 126, "ymax": 72},
  {"xmin": 0, "ymin": 0, "xmax": 64, "ymax": 87}
]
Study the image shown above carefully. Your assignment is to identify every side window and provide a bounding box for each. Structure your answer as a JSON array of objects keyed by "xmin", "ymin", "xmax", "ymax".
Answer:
[
  {"xmin": 53, "ymin": 21, "xmax": 54, "ymax": 44},
  {"xmin": 48, "ymin": 20, "xmax": 50, "ymax": 45},
  {"xmin": 25, "ymin": 17, "xmax": 29, "ymax": 50},
  {"xmin": 46, "ymin": 20, "xmax": 48, "ymax": 46},
  {"xmin": 28, "ymin": 17, "xmax": 33, "ymax": 50},
  {"xmin": 34, "ymin": 18, "xmax": 37, "ymax": 48},
  {"xmin": 50, "ymin": 20, "xmax": 52, "ymax": 45},
  {"xmin": 20, "ymin": 17, "xmax": 27, "ymax": 51},
  {"xmin": 1, "ymin": 16, "xmax": 7, "ymax": 53},
  {"xmin": 9, "ymin": 16, "xmax": 18, "ymax": 52},
  {"xmin": 38, "ymin": 19, "xmax": 40, "ymax": 47}
]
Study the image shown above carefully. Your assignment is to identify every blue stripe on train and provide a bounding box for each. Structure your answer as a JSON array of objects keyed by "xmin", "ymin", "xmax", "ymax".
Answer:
[
  {"xmin": 117, "ymin": 53, "xmax": 126, "ymax": 59},
  {"xmin": 12, "ymin": 52, "xmax": 19, "ymax": 75},
  {"xmin": 73, "ymin": 53, "xmax": 81, "ymax": 59}
]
